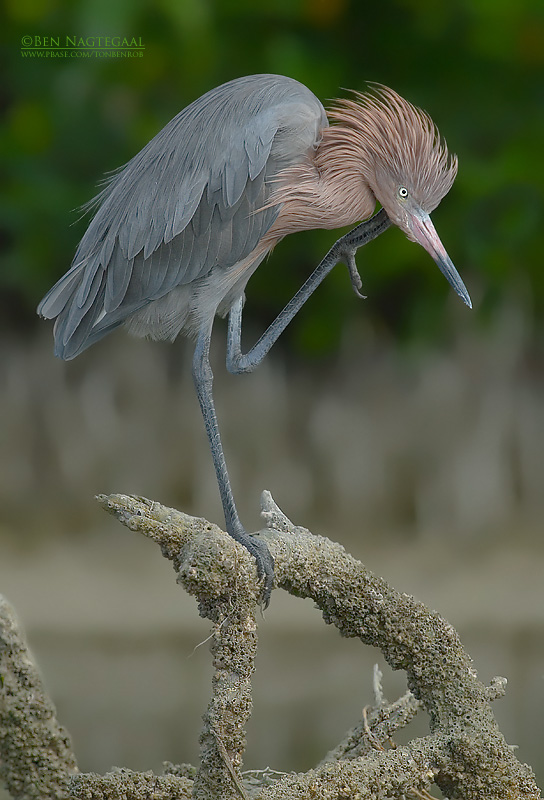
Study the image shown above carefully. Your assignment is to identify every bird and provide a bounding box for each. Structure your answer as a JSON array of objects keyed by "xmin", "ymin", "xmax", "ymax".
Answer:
[{"xmin": 38, "ymin": 73, "xmax": 471, "ymax": 604}]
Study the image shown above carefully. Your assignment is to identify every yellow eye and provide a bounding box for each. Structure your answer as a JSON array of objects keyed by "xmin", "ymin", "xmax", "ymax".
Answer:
[{"xmin": 398, "ymin": 186, "xmax": 408, "ymax": 199}]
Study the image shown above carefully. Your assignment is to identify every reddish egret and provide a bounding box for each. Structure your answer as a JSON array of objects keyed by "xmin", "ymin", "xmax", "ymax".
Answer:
[{"xmin": 38, "ymin": 74, "xmax": 471, "ymax": 603}]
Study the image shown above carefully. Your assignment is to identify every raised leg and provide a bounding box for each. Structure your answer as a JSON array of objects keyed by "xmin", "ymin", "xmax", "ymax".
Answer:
[
  {"xmin": 226, "ymin": 209, "xmax": 391, "ymax": 374},
  {"xmin": 192, "ymin": 326, "xmax": 275, "ymax": 605}
]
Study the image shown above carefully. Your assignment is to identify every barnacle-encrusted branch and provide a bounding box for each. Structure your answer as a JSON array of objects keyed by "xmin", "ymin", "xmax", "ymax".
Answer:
[
  {"xmin": 92, "ymin": 492, "xmax": 540, "ymax": 800},
  {"xmin": 0, "ymin": 595, "xmax": 78, "ymax": 799},
  {"xmin": 1, "ymin": 494, "xmax": 539, "ymax": 800}
]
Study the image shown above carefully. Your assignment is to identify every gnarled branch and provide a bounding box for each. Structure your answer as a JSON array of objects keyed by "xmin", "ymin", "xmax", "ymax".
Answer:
[
  {"xmin": 90, "ymin": 491, "xmax": 540, "ymax": 800},
  {"xmin": 1, "ymin": 493, "xmax": 540, "ymax": 799},
  {"xmin": 0, "ymin": 596, "xmax": 78, "ymax": 799}
]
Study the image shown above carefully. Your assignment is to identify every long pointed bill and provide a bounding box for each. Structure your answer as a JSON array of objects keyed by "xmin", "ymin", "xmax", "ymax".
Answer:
[{"xmin": 410, "ymin": 212, "xmax": 472, "ymax": 309}]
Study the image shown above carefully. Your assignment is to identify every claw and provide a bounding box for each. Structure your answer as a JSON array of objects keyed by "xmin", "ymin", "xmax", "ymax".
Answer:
[
  {"xmin": 250, "ymin": 536, "xmax": 275, "ymax": 608},
  {"xmin": 343, "ymin": 250, "xmax": 367, "ymax": 299},
  {"xmin": 227, "ymin": 524, "xmax": 275, "ymax": 607}
]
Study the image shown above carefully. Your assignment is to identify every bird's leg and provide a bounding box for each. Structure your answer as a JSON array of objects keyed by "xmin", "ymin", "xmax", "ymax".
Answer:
[
  {"xmin": 192, "ymin": 326, "xmax": 275, "ymax": 605},
  {"xmin": 226, "ymin": 208, "xmax": 391, "ymax": 374}
]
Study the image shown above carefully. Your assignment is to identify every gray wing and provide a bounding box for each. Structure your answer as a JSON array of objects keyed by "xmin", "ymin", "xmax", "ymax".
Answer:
[{"xmin": 38, "ymin": 74, "xmax": 328, "ymax": 360}]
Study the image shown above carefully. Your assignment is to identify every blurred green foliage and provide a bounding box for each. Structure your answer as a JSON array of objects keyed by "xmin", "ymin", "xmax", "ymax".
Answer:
[{"xmin": 2, "ymin": 0, "xmax": 543, "ymax": 353}]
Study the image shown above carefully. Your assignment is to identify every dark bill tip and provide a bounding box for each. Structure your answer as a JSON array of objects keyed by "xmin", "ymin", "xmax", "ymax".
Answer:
[
  {"xmin": 410, "ymin": 212, "xmax": 472, "ymax": 309},
  {"xmin": 436, "ymin": 254, "xmax": 472, "ymax": 309}
]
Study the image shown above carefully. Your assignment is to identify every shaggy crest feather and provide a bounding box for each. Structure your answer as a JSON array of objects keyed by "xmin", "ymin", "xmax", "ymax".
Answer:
[{"xmin": 321, "ymin": 84, "xmax": 457, "ymax": 214}]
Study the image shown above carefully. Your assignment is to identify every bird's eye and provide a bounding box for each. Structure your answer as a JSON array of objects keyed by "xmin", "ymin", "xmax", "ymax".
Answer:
[{"xmin": 398, "ymin": 186, "xmax": 408, "ymax": 199}]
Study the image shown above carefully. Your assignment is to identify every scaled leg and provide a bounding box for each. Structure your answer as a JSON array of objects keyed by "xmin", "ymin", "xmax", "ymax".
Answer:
[{"xmin": 192, "ymin": 325, "xmax": 275, "ymax": 604}]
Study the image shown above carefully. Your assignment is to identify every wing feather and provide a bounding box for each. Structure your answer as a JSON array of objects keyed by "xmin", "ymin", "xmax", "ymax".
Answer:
[
  {"xmin": 105, "ymin": 243, "xmax": 134, "ymax": 313},
  {"xmin": 60, "ymin": 266, "xmax": 105, "ymax": 346},
  {"xmin": 74, "ymin": 257, "xmax": 102, "ymax": 309}
]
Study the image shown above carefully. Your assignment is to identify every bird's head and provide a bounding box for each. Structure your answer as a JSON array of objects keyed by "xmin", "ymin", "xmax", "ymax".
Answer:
[{"xmin": 327, "ymin": 85, "xmax": 471, "ymax": 308}]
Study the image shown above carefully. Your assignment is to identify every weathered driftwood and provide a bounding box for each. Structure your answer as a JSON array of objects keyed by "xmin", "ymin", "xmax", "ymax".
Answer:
[{"xmin": 1, "ymin": 491, "xmax": 541, "ymax": 800}]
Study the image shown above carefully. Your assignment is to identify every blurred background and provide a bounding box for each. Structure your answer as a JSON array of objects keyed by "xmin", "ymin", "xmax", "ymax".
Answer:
[{"xmin": 1, "ymin": 0, "xmax": 544, "ymax": 793}]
